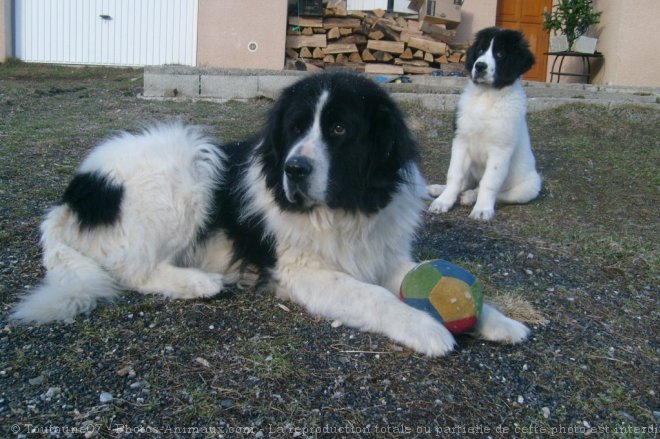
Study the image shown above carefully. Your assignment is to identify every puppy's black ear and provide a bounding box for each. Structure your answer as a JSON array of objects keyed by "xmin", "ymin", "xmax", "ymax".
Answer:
[
  {"xmin": 519, "ymin": 37, "xmax": 536, "ymax": 75},
  {"xmin": 464, "ymin": 42, "xmax": 479, "ymax": 72}
]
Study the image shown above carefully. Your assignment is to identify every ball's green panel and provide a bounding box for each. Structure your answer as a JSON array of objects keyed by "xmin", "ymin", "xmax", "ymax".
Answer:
[
  {"xmin": 470, "ymin": 281, "xmax": 484, "ymax": 318},
  {"xmin": 400, "ymin": 262, "xmax": 443, "ymax": 299}
]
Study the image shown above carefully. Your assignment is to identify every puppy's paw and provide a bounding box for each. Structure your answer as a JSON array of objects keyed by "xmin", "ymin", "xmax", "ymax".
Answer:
[
  {"xmin": 459, "ymin": 189, "xmax": 478, "ymax": 206},
  {"xmin": 428, "ymin": 196, "xmax": 454, "ymax": 214},
  {"xmin": 469, "ymin": 206, "xmax": 495, "ymax": 221},
  {"xmin": 400, "ymin": 311, "xmax": 456, "ymax": 357},
  {"xmin": 427, "ymin": 184, "xmax": 446, "ymax": 198}
]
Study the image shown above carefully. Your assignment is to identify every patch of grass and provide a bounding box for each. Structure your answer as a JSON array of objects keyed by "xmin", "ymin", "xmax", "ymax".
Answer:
[
  {"xmin": 237, "ymin": 337, "xmax": 303, "ymax": 382},
  {"xmin": 1, "ymin": 64, "xmax": 658, "ymax": 437}
]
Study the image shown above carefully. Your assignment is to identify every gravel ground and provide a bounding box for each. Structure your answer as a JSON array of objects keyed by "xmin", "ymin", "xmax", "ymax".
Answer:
[{"xmin": 0, "ymin": 62, "xmax": 658, "ymax": 438}]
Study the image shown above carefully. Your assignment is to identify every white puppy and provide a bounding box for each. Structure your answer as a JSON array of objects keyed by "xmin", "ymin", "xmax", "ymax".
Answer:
[{"xmin": 429, "ymin": 27, "xmax": 542, "ymax": 220}]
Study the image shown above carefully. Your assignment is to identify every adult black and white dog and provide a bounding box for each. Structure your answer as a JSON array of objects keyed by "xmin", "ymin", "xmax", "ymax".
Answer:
[
  {"xmin": 10, "ymin": 72, "xmax": 528, "ymax": 356},
  {"xmin": 429, "ymin": 27, "xmax": 542, "ymax": 220}
]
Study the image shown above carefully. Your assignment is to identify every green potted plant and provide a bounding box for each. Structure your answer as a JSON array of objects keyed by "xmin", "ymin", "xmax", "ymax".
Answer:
[{"xmin": 543, "ymin": 0, "xmax": 602, "ymax": 52}]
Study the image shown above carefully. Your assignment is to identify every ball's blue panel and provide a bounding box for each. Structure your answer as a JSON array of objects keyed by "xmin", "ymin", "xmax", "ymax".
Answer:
[
  {"xmin": 430, "ymin": 259, "xmax": 475, "ymax": 285},
  {"xmin": 402, "ymin": 298, "xmax": 445, "ymax": 323}
]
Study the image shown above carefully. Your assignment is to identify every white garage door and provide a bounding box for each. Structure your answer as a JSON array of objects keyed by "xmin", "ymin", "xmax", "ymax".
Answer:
[{"xmin": 14, "ymin": 0, "xmax": 198, "ymax": 66}]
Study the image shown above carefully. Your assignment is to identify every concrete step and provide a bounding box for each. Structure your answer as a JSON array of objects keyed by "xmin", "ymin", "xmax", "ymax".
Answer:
[{"xmin": 143, "ymin": 66, "xmax": 660, "ymax": 112}]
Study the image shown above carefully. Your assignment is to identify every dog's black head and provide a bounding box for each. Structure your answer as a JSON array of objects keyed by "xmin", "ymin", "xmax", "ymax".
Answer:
[
  {"xmin": 464, "ymin": 27, "xmax": 535, "ymax": 88},
  {"xmin": 257, "ymin": 71, "xmax": 418, "ymax": 214}
]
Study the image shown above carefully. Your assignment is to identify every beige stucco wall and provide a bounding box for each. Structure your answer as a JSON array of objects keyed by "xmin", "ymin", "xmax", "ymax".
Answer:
[
  {"xmin": 589, "ymin": 0, "xmax": 660, "ymax": 86},
  {"xmin": 0, "ymin": 0, "xmax": 10, "ymax": 62},
  {"xmin": 454, "ymin": 0, "xmax": 497, "ymax": 44},
  {"xmin": 545, "ymin": 0, "xmax": 660, "ymax": 87},
  {"xmin": 197, "ymin": 0, "xmax": 288, "ymax": 70}
]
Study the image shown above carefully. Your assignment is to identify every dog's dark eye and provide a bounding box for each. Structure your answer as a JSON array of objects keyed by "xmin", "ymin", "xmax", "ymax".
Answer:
[
  {"xmin": 291, "ymin": 124, "xmax": 303, "ymax": 136},
  {"xmin": 332, "ymin": 124, "xmax": 346, "ymax": 136}
]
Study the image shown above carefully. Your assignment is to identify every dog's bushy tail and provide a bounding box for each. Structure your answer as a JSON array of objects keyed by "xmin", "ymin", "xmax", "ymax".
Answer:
[{"xmin": 10, "ymin": 207, "xmax": 119, "ymax": 323}]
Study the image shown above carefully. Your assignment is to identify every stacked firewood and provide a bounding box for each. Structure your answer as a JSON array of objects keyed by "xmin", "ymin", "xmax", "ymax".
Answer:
[{"xmin": 285, "ymin": 4, "xmax": 468, "ymax": 75}]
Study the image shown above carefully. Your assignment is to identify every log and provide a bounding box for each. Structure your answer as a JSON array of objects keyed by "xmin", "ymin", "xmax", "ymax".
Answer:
[
  {"xmin": 313, "ymin": 47, "xmax": 325, "ymax": 59},
  {"xmin": 369, "ymin": 30, "xmax": 385, "ymax": 40},
  {"xmin": 372, "ymin": 20, "xmax": 402, "ymax": 41},
  {"xmin": 361, "ymin": 48, "xmax": 376, "ymax": 62},
  {"xmin": 336, "ymin": 34, "xmax": 367, "ymax": 45},
  {"xmin": 420, "ymin": 20, "xmax": 457, "ymax": 42},
  {"xmin": 348, "ymin": 52, "xmax": 363, "ymax": 63},
  {"xmin": 367, "ymin": 40, "xmax": 406, "ymax": 55},
  {"xmin": 323, "ymin": 43, "xmax": 359, "ymax": 55},
  {"xmin": 364, "ymin": 63, "xmax": 404, "ymax": 75},
  {"xmin": 323, "ymin": 18, "xmax": 362, "ymax": 30},
  {"xmin": 286, "ymin": 48, "xmax": 299, "ymax": 60},
  {"xmin": 327, "ymin": 27, "xmax": 341, "ymax": 40},
  {"xmin": 300, "ymin": 47, "xmax": 313, "ymax": 58},
  {"xmin": 402, "ymin": 65, "xmax": 439, "ymax": 74},
  {"xmin": 323, "ymin": 54, "xmax": 336, "ymax": 63},
  {"xmin": 286, "ymin": 34, "xmax": 327, "ymax": 49},
  {"xmin": 399, "ymin": 30, "xmax": 422, "ymax": 43},
  {"xmin": 302, "ymin": 27, "xmax": 314, "ymax": 36},
  {"xmin": 394, "ymin": 59, "xmax": 429, "ymax": 67},
  {"xmin": 407, "ymin": 20, "xmax": 421, "ymax": 32},
  {"xmin": 373, "ymin": 51, "xmax": 394, "ymax": 63},
  {"xmin": 400, "ymin": 47, "xmax": 414, "ymax": 60},
  {"xmin": 348, "ymin": 10, "xmax": 366, "ymax": 19},
  {"xmin": 396, "ymin": 16, "xmax": 408, "ymax": 28},
  {"xmin": 448, "ymin": 52, "xmax": 464, "ymax": 63},
  {"xmin": 324, "ymin": 4, "xmax": 347, "ymax": 17},
  {"xmin": 407, "ymin": 36, "xmax": 447, "ymax": 55},
  {"xmin": 288, "ymin": 17, "xmax": 323, "ymax": 28}
]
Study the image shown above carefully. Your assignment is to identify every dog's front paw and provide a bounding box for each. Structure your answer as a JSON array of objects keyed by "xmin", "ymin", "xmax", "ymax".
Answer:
[
  {"xmin": 479, "ymin": 317, "xmax": 529, "ymax": 344},
  {"xmin": 429, "ymin": 196, "xmax": 454, "ymax": 214},
  {"xmin": 475, "ymin": 304, "xmax": 530, "ymax": 344},
  {"xmin": 469, "ymin": 206, "xmax": 495, "ymax": 220},
  {"xmin": 185, "ymin": 272, "xmax": 225, "ymax": 298},
  {"xmin": 427, "ymin": 184, "xmax": 446, "ymax": 198},
  {"xmin": 399, "ymin": 311, "xmax": 456, "ymax": 357},
  {"xmin": 459, "ymin": 189, "xmax": 478, "ymax": 206}
]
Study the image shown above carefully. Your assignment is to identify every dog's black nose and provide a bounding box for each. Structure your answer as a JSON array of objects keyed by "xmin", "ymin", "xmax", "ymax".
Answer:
[
  {"xmin": 474, "ymin": 62, "xmax": 487, "ymax": 73},
  {"xmin": 285, "ymin": 156, "xmax": 313, "ymax": 182}
]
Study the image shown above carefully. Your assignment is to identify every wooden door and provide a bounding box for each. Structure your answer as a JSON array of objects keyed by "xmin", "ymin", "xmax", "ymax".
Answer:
[{"xmin": 496, "ymin": 0, "xmax": 552, "ymax": 82}]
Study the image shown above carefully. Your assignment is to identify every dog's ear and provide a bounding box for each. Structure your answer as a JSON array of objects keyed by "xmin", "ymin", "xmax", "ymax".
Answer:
[
  {"xmin": 518, "ymin": 36, "xmax": 536, "ymax": 75},
  {"xmin": 464, "ymin": 41, "xmax": 479, "ymax": 72},
  {"xmin": 368, "ymin": 103, "xmax": 419, "ymax": 188}
]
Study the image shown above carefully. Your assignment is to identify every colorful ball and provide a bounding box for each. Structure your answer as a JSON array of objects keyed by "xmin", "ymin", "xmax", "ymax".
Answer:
[{"xmin": 399, "ymin": 259, "xmax": 483, "ymax": 335}]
